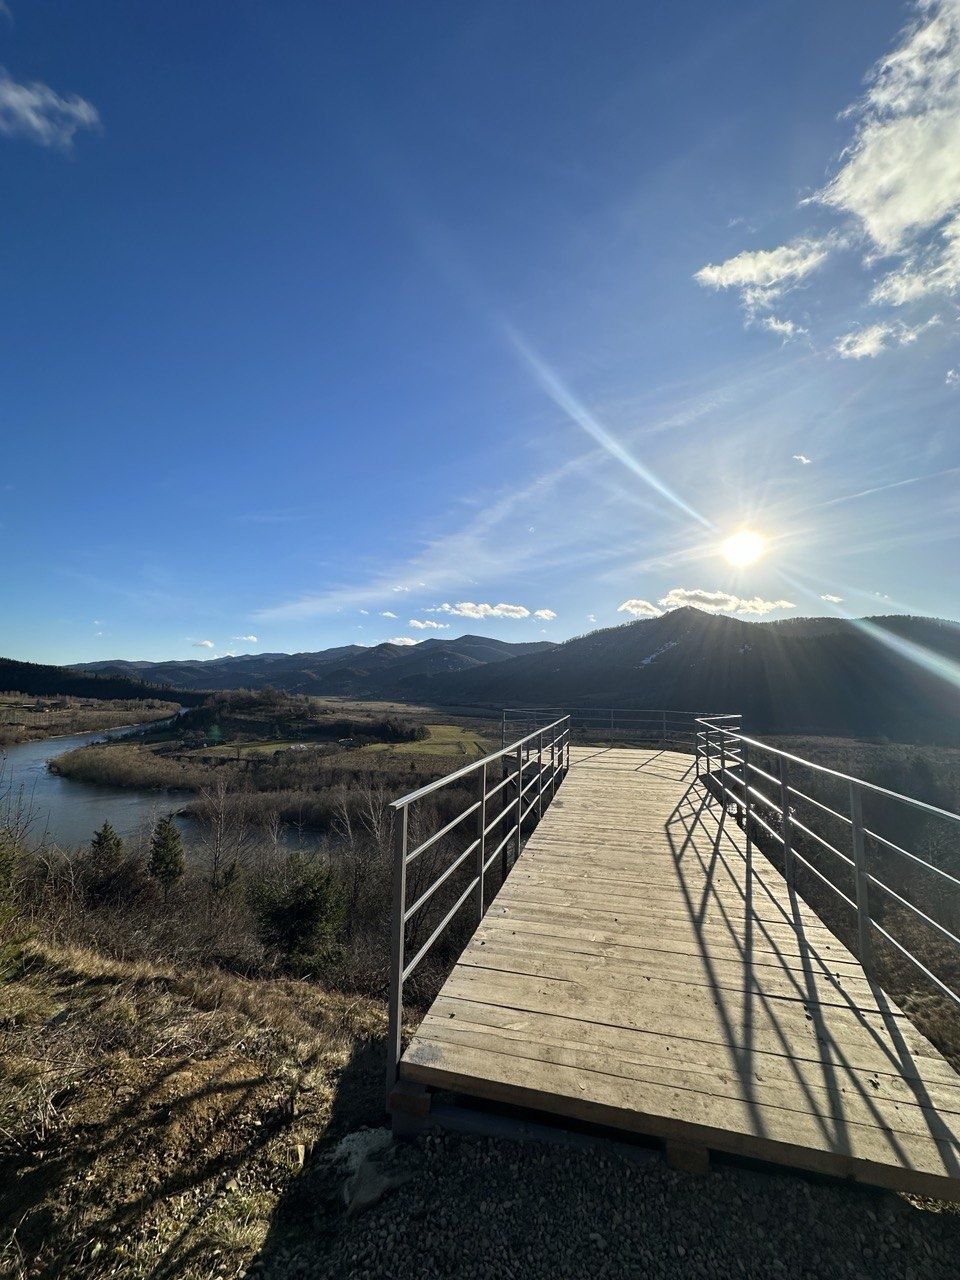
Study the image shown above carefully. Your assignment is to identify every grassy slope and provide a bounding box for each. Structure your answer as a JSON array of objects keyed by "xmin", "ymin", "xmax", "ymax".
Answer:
[{"xmin": 0, "ymin": 940, "xmax": 385, "ymax": 1279}]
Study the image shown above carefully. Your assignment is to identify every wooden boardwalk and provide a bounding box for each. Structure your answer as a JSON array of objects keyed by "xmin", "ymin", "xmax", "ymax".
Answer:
[{"xmin": 400, "ymin": 746, "xmax": 960, "ymax": 1197}]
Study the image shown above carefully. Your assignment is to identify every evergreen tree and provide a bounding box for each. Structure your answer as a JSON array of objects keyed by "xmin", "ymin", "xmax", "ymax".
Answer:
[
  {"xmin": 149, "ymin": 816, "xmax": 185, "ymax": 903},
  {"xmin": 80, "ymin": 821, "xmax": 128, "ymax": 907},
  {"xmin": 90, "ymin": 820, "xmax": 123, "ymax": 863}
]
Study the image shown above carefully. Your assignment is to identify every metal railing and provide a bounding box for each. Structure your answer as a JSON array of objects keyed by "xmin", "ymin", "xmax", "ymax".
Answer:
[
  {"xmin": 386, "ymin": 715, "xmax": 571, "ymax": 1106},
  {"xmin": 696, "ymin": 715, "xmax": 960, "ymax": 1009},
  {"xmin": 501, "ymin": 706, "xmax": 705, "ymax": 753}
]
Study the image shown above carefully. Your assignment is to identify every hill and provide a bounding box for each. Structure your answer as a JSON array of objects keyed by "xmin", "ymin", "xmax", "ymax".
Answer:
[
  {"xmin": 0, "ymin": 656, "xmax": 204, "ymax": 706},
  {"xmin": 422, "ymin": 608, "xmax": 960, "ymax": 744},
  {"xmin": 72, "ymin": 635, "xmax": 556, "ymax": 697}
]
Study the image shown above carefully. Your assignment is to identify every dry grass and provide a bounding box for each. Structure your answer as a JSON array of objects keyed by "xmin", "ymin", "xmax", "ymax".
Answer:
[{"xmin": 0, "ymin": 937, "xmax": 386, "ymax": 1279}]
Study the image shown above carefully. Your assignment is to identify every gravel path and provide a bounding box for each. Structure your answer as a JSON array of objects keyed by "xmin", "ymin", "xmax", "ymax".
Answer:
[{"xmin": 252, "ymin": 1129, "xmax": 960, "ymax": 1280}]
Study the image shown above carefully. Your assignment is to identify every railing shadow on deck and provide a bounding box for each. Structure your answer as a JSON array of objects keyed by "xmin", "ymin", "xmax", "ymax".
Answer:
[{"xmin": 663, "ymin": 776, "xmax": 960, "ymax": 1179}]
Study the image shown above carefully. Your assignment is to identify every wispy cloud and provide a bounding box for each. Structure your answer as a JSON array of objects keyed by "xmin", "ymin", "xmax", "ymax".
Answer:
[
  {"xmin": 409, "ymin": 618, "xmax": 448, "ymax": 630},
  {"xmin": 380, "ymin": 610, "xmax": 398, "ymax": 618},
  {"xmin": 386, "ymin": 635, "xmax": 417, "ymax": 646},
  {"xmin": 835, "ymin": 316, "xmax": 940, "ymax": 359},
  {"xmin": 947, "ymin": 368, "xmax": 959, "ymax": 385},
  {"xmin": 695, "ymin": 238, "xmax": 830, "ymax": 319},
  {"xmin": 792, "ymin": 454, "xmax": 812, "ymax": 465},
  {"xmin": 821, "ymin": 593, "xmax": 844, "ymax": 603},
  {"xmin": 698, "ymin": 2, "xmax": 960, "ymax": 354},
  {"xmin": 232, "ymin": 634, "xmax": 258, "ymax": 643},
  {"xmin": 191, "ymin": 639, "xmax": 215, "ymax": 649},
  {"xmin": 533, "ymin": 608, "xmax": 557, "ymax": 620},
  {"xmin": 0, "ymin": 67, "xmax": 100, "ymax": 148},
  {"xmin": 816, "ymin": 0, "xmax": 960, "ymax": 300}
]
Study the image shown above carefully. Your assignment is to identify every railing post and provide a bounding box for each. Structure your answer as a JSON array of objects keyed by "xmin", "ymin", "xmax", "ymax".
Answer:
[
  {"xmin": 476, "ymin": 762, "xmax": 487, "ymax": 922},
  {"xmin": 385, "ymin": 804, "xmax": 408, "ymax": 1110},
  {"xmin": 661, "ymin": 709, "xmax": 667, "ymax": 746},
  {"xmin": 549, "ymin": 731, "xmax": 556, "ymax": 801},
  {"xmin": 850, "ymin": 781, "xmax": 873, "ymax": 976},
  {"xmin": 695, "ymin": 721, "xmax": 701, "ymax": 779},
  {"xmin": 719, "ymin": 730, "xmax": 727, "ymax": 813},
  {"xmin": 500, "ymin": 709, "xmax": 505, "ymax": 750},
  {"xmin": 537, "ymin": 730, "xmax": 544, "ymax": 820},
  {"xmin": 778, "ymin": 756, "xmax": 795, "ymax": 889},
  {"xmin": 511, "ymin": 740, "xmax": 522, "ymax": 876},
  {"xmin": 742, "ymin": 741, "xmax": 752, "ymax": 857}
]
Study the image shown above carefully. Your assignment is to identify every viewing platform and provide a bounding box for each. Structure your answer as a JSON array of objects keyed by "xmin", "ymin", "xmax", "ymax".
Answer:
[{"xmin": 387, "ymin": 715, "xmax": 960, "ymax": 1198}]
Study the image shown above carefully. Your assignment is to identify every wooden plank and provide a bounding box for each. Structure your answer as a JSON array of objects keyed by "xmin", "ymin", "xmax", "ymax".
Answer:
[
  {"xmin": 460, "ymin": 936, "xmax": 892, "ymax": 1015},
  {"xmin": 471, "ymin": 916, "xmax": 866, "ymax": 975}
]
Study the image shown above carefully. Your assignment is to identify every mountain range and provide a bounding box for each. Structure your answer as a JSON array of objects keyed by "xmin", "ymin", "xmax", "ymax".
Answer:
[
  {"xmin": 70, "ymin": 635, "xmax": 556, "ymax": 698},
  {"xmin": 422, "ymin": 609, "xmax": 960, "ymax": 743},
  {"xmin": 7, "ymin": 608, "xmax": 958, "ymax": 744}
]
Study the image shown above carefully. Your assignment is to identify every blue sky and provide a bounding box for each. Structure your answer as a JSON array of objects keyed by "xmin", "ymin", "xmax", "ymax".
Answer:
[{"xmin": 2, "ymin": 0, "xmax": 958, "ymax": 664}]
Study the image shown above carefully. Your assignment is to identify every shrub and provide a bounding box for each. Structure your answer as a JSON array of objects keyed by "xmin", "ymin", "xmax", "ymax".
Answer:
[{"xmin": 251, "ymin": 856, "xmax": 345, "ymax": 973}]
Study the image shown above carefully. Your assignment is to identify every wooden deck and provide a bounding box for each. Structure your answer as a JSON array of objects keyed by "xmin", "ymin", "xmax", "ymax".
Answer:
[{"xmin": 400, "ymin": 745, "xmax": 960, "ymax": 1196}]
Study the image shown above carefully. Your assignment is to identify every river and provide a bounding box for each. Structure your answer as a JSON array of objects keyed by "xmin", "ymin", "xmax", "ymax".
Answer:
[{"xmin": 0, "ymin": 722, "xmax": 192, "ymax": 850}]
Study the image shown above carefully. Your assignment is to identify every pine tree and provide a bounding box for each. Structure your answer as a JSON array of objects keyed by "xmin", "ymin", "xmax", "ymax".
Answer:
[
  {"xmin": 90, "ymin": 820, "xmax": 123, "ymax": 863},
  {"xmin": 149, "ymin": 816, "xmax": 185, "ymax": 903},
  {"xmin": 82, "ymin": 821, "xmax": 126, "ymax": 907}
]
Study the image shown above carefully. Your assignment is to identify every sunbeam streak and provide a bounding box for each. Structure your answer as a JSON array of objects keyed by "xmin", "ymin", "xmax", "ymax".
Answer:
[
  {"xmin": 778, "ymin": 568, "xmax": 960, "ymax": 694},
  {"xmin": 503, "ymin": 324, "xmax": 712, "ymax": 529}
]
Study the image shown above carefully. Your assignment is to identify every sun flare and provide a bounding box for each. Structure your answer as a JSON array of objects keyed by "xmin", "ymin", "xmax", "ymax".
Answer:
[{"xmin": 721, "ymin": 529, "xmax": 766, "ymax": 568}]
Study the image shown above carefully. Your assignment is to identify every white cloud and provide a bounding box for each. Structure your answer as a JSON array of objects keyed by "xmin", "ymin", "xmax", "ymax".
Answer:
[
  {"xmin": 617, "ymin": 599, "xmax": 663, "ymax": 618},
  {"xmin": 533, "ymin": 608, "xmax": 557, "ymax": 620},
  {"xmin": 792, "ymin": 454, "xmax": 813, "ymax": 465},
  {"xmin": 192, "ymin": 639, "xmax": 215, "ymax": 649},
  {"xmin": 380, "ymin": 610, "xmax": 398, "ymax": 618},
  {"xmin": 835, "ymin": 317, "xmax": 939, "ymax": 358},
  {"xmin": 658, "ymin": 587, "xmax": 795, "ymax": 616},
  {"xmin": 358, "ymin": 609, "xmax": 369, "ymax": 615},
  {"xmin": 759, "ymin": 316, "xmax": 807, "ymax": 339},
  {"xmin": 813, "ymin": 1, "xmax": 960, "ymax": 301},
  {"xmin": 586, "ymin": 613, "xmax": 597, "ymax": 623},
  {"xmin": 701, "ymin": 3, "xmax": 960, "ymax": 344},
  {"xmin": 386, "ymin": 636, "xmax": 417, "ymax": 646},
  {"xmin": 92, "ymin": 619, "xmax": 103, "ymax": 626},
  {"xmin": 0, "ymin": 68, "xmax": 100, "ymax": 147},
  {"xmin": 409, "ymin": 618, "xmax": 449, "ymax": 630},
  {"xmin": 232, "ymin": 634, "xmax": 258, "ymax": 643},
  {"xmin": 429, "ymin": 601, "xmax": 531, "ymax": 620},
  {"xmin": 391, "ymin": 585, "xmax": 411, "ymax": 592},
  {"xmin": 947, "ymin": 367, "xmax": 960, "ymax": 384},
  {"xmin": 821, "ymin": 593, "xmax": 844, "ymax": 603},
  {"xmin": 694, "ymin": 238, "xmax": 830, "ymax": 318}
]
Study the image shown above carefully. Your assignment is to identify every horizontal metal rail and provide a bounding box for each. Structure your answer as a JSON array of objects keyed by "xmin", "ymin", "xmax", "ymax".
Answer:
[
  {"xmin": 695, "ymin": 714, "xmax": 960, "ymax": 1007},
  {"xmin": 386, "ymin": 715, "xmax": 570, "ymax": 1108},
  {"xmin": 502, "ymin": 706, "xmax": 709, "ymax": 751}
]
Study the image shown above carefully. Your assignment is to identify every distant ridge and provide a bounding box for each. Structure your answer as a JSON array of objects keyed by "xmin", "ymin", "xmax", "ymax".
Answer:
[
  {"xmin": 71, "ymin": 635, "xmax": 557, "ymax": 697},
  {"xmin": 421, "ymin": 609, "xmax": 960, "ymax": 744},
  {"xmin": 0, "ymin": 657, "xmax": 205, "ymax": 706}
]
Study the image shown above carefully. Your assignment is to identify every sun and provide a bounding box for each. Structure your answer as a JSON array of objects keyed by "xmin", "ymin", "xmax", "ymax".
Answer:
[{"xmin": 721, "ymin": 529, "xmax": 766, "ymax": 568}]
